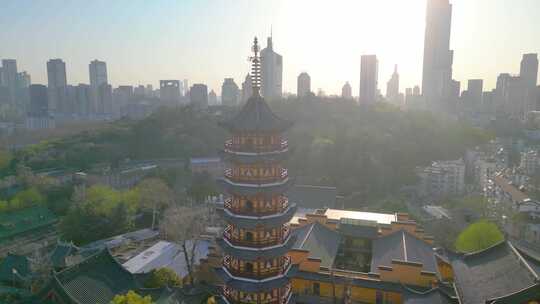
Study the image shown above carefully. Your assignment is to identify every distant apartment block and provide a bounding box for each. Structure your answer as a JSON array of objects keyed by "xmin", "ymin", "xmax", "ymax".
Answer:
[{"xmin": 417, "ymin": 159, "xmax": 465, "ymax": 198}]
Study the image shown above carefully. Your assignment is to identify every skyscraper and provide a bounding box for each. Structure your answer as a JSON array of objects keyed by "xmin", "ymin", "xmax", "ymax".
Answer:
[
  {"xmin": 1, "ymin": 59, "xmax": 18, "ymax": 104},
  {"xmin": 386, "ymin": 65, "xmax": 400, "ymax": 103},
  {"xmin": 465, "ymin": 79, "xmax": 483, "ymax": 109},
  {"xmin": 241, "ymin": 74, "xmax": 252, "ymax": 104},
  {"xmin": 520, "ymin": 54, "xmax": 539, "ymax": 88},
  {"xmin": 422, "ymin": 0, "xmax": 454, "ymax": 108},
  {"xmin": 47, "ymin": 59, "xmax": 68, "ymax": 113},
  {"xmin": 160, "ymin": 80, "xmax": 181, "ymax": 106},
  {"xmin": 208, "ymin": 89, "xmax": 218, "ymax": 106},
  {"xmin": 342, "ymin": 82, "xmax": 352, "ymax": 99},
  {"xmin": 359, "ymin": 55, "xmax": 378, "ymax": 104},
  {"xmin": 297, "ymin": 72, "xmax": 311, "ymax": 98},
  {"xmin": 190, "ymin": 84, "xmax": 208, "ymax": 109},
  {"xmin": 221, "ymin": 78, "xmax": 239, "ymax": 107},
  {"xmin": 47, "ymin": 59, "xmax": 67, "ymax": 88},
  {"xmin": 26, "ymin": 84, "xmax": 54, "ymax": 129},
  {"xmin": 261, "ymin": 36, "xmax": 283, "ymax": 100},
  {"xmin": 89, "ymin": 60, "xmax": 108, "ymax": 88}
]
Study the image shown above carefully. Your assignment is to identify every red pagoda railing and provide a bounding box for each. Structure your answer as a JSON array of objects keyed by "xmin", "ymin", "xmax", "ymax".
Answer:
[
  {"xmin": 224, "ymin": 168, "xmax": 288, "ymax": 183},
  {"xmin": 223, "ymin": 197, "xmax": 289, "ymax": 216},
  {"xmin": 223, "ymin": 255, "xmax": 292, "ymax": 280},
  {"xmin": 224, "ymin": 139, "xmax": 289, "ymax": 154},
  {"xmin": 223, "ymin": 225, "xmax": 291, "ymax": 248}
]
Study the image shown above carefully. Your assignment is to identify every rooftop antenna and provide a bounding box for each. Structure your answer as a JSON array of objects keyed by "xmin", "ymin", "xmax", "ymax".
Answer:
[{"xmin": 249, "ymin": 37, "xmax": 262, "ymax": 97}]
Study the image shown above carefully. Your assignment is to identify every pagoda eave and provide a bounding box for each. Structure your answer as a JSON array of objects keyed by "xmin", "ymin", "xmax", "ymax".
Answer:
[
  {"xmin": 216, "ymin": 234, "xmax": 297, "ymax": 261},
  {"xmin": 215, "ymin": 265, "xmax": 297, "ymax": 293},
  {"xmin": 217, "ymin": 204, "xmax": 297, "ymax": 229},
  {"xmin": 220, "ymin": 150, "xmax": 290, "ymax": 164},
  {"xmin": 217, "ymin": 178, "xmax": 295, "ymax": 196}
]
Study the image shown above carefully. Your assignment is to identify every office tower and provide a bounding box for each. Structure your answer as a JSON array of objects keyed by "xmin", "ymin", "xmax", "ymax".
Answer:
[
  {"xmin": 466, "ymin": 79, "xmax": 483, "ymax": 109},
  {"xmin": 47, "ymin": 59, "xmax": 67, "ymax": 88},
  {"xmin": 47, "ymin": 59, "xmax": 68, "ymax": 113},
  {"xmin": 134, "ymin": 85, "xmax": 146, "ymax": 97},
  {"xmin": 520, "ymin": 54, "xmax": 538, "ymax": 88},
  {"xmin": 208, "ymin": 89, "xmax": 218, "ymax": 106},
  {"xmin": 1, "ymin": 59, "xmax": 18, "ymax": 104},
  {"xmin": 17, "ymin": 71, "xmax": 31, "ymax": 88},
  {"xmin": 89, "ymin": 60, "xmax": 108, "ymax": 87},
  {"xmin": 261, "ymin": 35, "xmax": 283, "ymax": 100},
  {"xmin": 75, "ymin": 84, "xmax": 92, "ymax": 117},
  {"xmin": 145, "ymin": 84, "xmax": 153, "ymax": 97},
  {"xmin": 113, "ymin": 86, "xmax": 134, "ymax": 116},
  {"xmin": 342, "ymin": 82, "xmax": 352, "ymax": 99},
  {"xmin": 386, "ymin": 65, "xmax": 400, "ymax": 103},
  {"xmin": 241, "ymin": 74, "xmax": 252, "ymax": 104},
  {"xmin": 183, "ymin": 79, "xmax": 189, "ymax": 96},
  {"xmin": 190, "ymin": 84, "xmax": 208, "ymax": 109},
  {"xmin": 297, "ymin": 72, "xmax": 311, "ymax": 98},
  {"xmin": 26, "ymin": 84, "xmax": 54, "ymax": 129},
  {"xmin": 96, "ymin": 84, "xmax": 113, "ymax": 115},
  {"xmin": 217, "ymin": 37, "xmax": 294, "ymax": 304},
  {"xmin": 413, "ymin": 85, "xmax": 421, "ymax": 96},
  {"xmin": 221, "ymin": 78, "xmax": 239, "ymax": 107},
  {"xmin": 422, "ymin": 0, "xmax": 454, "ymax": 108},
  {"xmin": 359, "ymin": 55, "xmax": 378, "ymax": 104},
  {"xmin": 160, "ymin": 80, "xmax": 181, "ymax": 106}
]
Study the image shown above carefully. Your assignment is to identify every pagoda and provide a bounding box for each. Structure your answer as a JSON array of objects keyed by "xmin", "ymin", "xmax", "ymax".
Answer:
[{"xmin": 216, "ymin": 37, "xmax": 297, "ymax": 304}]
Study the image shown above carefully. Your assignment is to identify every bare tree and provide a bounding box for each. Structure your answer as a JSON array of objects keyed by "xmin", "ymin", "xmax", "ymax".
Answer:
[
  {"xmin": 29, "ymin": 248, "xmax": 53, "ymax": 290},
  {"xmin": 138, "ymin": 178, "xmax": 174, "ymax": 229},
  {"xmin": 159, "ymin": 205, "xmax": 206, "ymax": 286}
]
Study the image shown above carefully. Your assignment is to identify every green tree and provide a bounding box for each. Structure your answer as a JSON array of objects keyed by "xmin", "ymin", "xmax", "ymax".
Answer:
[
  {"xmin": 455, "ymin": 220, "xmax": 504, "ymax": 253},
  {"xmin": 110, "ymin": 291, "xmax": 154, "ymax": 304},
  {"xmin": 144, "ymin": 268, "xmax": 182, "ymax": 288},
  {"xmin": 187, "ymin": 172, "xmax": 217, "ymax": 203}
]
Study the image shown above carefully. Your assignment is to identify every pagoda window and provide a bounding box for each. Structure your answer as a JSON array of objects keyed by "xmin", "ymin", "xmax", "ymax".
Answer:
[
  {"xmin": 246, "ymin": 231, "xmax": 254, "ymax": 241},
  {"xmin": 245, "ymin": 262, "xmax": 254, "ymax": 273},
  {"xmin": 245, "ymin": 200, "xmax": 254, "ymax": 212},
  {"xmin": 313, "ymin": 282, "xmax": 320, "ymax": 296}
]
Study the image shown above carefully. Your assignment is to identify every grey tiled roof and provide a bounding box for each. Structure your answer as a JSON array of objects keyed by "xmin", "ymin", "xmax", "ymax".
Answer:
[
  {"xmin": 218, "ymin": 204, "xmax": 297, "ymax": 229},
  {"xmin": 286, "ymin": 185, "xmax": 337, "ymax": 209},
  {"xmin": 292, "ymin": 222, "xmax": 341, "ymax": 268},
  {"xmin": 371, "ymin": 230, "xmax": 438, "ymax": 276},
  {"xmin": 403, "ymin": 288, "xmax": 454, "ymax": 304},
  {"xmin": 451, "ymin": 241, "xmax": 539, "ymax": 304},
  {"xmin": 220, "ymin": 94, "xmax": 292, "ymax": 133}
]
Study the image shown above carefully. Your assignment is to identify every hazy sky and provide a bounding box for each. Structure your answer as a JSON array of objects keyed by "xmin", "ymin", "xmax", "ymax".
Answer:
[{"xmin": 1, "ymin": 0, "xmax": 539, "ymax": 95}]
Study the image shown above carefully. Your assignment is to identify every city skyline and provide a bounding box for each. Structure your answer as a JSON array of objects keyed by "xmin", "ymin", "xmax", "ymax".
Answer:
[{"xmin": 1, "ymin": 0, "xmax": 540, "ymax": 95}]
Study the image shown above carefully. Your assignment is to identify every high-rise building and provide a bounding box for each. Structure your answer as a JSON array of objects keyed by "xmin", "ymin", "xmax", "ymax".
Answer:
[
  {"xmin": 75, "ymin": 84, "xmax": 92, "ymax": 116},
  {"xmin": 160, "ymin": 80, "xmax": 181, "ymax": 106},
  {"xmin": 47, "ymin": 59, "xmax": 67, "ymax": 88},
  {"xmin": 190, "ymin": 84, "xmax": 208, "ymax": 109},
  {"xmin": 1, "ymin": 59, "xmax": 18, "ymax": 104},
  {"xmin": 359, "ymin": 55, "xmax": 378, "ymax": 104},
  {"xmin": 261, "ymin": 36, "xmax": 283, "ymax": 100},
  {"xmin": 241, "ymin": 74, "xmax": 252, "ymax": 104},
  {"xmin": 89, "ymin": 60, "xmax": 108, "ymax": 88},
  {"xmin": 26, "ymin": 84, "xmax": 54, "ymax": 129},
  {"xmin": 466, "ymin": 79, "xmax": 483, "ymax": 109},
  {"xmin": 422, "ymin": 0, "xmax": 454, "ymax": 109},
  {"xmin": 386, "ymin": 65, "xmax": 400, "ymax": 103},
  {"xmin": 221, "ymin": 78, "xmax": 239, "ymax": 107},
  {"xmin": 47, "ymin": 59, "xmax": 68, "ymax": 113},
  {"xmin": 520, "ymin": 53, "xmax": 538, "ymax": 88},
  {"xmin": 297, "ymin": 72, "xmax": 311, "ymax": 98},
  {"xmin": 17, "ymin": 71, "xmax": 31, "ymax": 88},
  {"xmin": 217, "ymin": 37, "xmax": 294, "ymax": 304},
  {"xmin": 342, "ymin": 82, "xmax": 352, "ymax": 99},
  {"xmin": 96, "ymin": 84, "xmax": 113, "ymax": 115},
  {"xmin": 183, "ymin": 79, "xmax": 189, "ymax": 97},
  {"xmin": 208, "ymin": 89, "xmax": 218, "ymax": 106}
]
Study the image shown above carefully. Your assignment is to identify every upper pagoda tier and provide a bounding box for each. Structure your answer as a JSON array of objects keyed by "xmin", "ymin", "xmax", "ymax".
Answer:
[{"xmin": 219, "ymin": 94, "xmax": 293, "ymax": 133}]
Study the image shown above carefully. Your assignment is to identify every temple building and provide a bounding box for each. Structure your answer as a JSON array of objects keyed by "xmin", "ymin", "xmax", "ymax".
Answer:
[{"xmin": 215, "ymin": 37, "xmax": 297, "ymax": 304}]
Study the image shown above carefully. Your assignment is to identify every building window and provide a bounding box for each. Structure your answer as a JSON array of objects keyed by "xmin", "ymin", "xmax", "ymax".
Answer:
[
  {"xmin": 245, "ymin": 200, "xmax": 254, "ymax": 212},
  {"xmin": 245, "ymin": 262, "xmax": 254, "ymax": 273},
  {"xmin": 313, "ymin": 282, "xmax": 320, "ymax": 296},
  {"xmin": 246, "ymin": 231, "xmax": 254, "ymax": 241}
]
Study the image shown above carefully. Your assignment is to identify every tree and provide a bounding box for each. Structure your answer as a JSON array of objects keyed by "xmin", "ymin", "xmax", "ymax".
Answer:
[
  {"xmin": 455, "ymin": 220, "xmax": 504, "ymax": 253},
  {"xmin": 144, "ymin": 268, "xmax": 181, "ymax": 288},
  {"xmin": 159, "ymin": 205, "xmax": 206, "ymax": 286},
  {"xmin": 187, "ymin": 172, "xmax": 217, "ymax": 204},
  {"xmin": 137, "ymin": 178, "xmax": 173, "ymax": 229},
  {"xmin": 110, "ymin": 291, "xmax": 154, "ymax": 304}
]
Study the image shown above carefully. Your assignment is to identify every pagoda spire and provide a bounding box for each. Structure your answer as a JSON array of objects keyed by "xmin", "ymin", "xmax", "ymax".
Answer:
[{"xmin": 249, "ymin": 37, "xmax": 262, "ymax": 97}]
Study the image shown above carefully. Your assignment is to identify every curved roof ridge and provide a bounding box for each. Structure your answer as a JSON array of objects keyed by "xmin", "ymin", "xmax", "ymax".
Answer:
[{"xmin": 461, "ymin": 240, "xmax": 507, "ymax": 258}]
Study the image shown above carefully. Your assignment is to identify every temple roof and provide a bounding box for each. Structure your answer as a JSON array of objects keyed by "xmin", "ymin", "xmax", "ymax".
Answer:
[
  {"xmin": 220, "ymin": 94, "xmax": 292, "ymax": 133},
  {"xmin": 215, "ymin": 265, "xmax": 296, "ymax": 293},
  {"xmin": 216, "ymin": 234, "xmax": 297, "ymax": 261},
  {"xmin": 450, "ymin": 241, "xmax": 539, "ymax": 304},
  {"xmin": 371, "ymin": 230, "xmax": 439, "ymax": 277},
  {"xmin": 0, "ymin": 253, "xmax": 31, "ymax": 284},
  {"xmin": 291, "ymin": 222, "xmax": 341, "ymax": 268}
]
